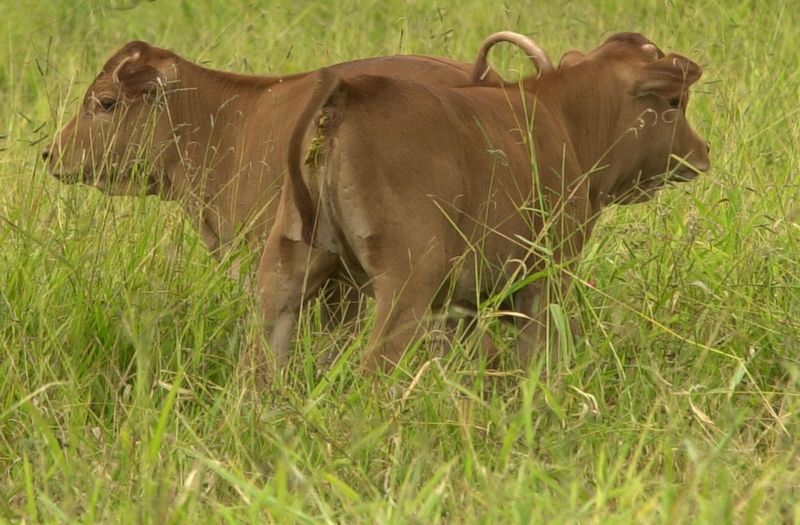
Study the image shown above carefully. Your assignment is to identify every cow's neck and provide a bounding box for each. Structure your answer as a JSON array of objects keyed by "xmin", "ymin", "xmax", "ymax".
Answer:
[
  {"xmin": 539, "ymin": 66, "xmax": 634, "ymax": 212},
  {"xmin": 158, "ymin": 60, "xmax": 297, "ymax": 258}
]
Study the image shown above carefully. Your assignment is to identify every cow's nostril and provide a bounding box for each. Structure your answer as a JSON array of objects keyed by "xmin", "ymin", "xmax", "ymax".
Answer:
[{"xmin": 42, "ymin": 147, "xmax": 50, "ymax": 161}]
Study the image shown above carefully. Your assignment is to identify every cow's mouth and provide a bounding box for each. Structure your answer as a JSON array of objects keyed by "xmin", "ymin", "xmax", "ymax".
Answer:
[
  {"xmin": 669, "ymin": 167, "xmax": 700, "ymax": 182},
  {"xmin": 668, "ymin": 155, "xmax": 710, "ymax": 183},
  {"xmin": 50, "ymin": 169, "xmax": 85, "ymax": 185},
  {"xmin": 50, "ymin": 164, "xmax": 111, "ymax": 189},
  {"xmin": 56, "ymin": 164, "xmax": 162, "ymax": 196}
]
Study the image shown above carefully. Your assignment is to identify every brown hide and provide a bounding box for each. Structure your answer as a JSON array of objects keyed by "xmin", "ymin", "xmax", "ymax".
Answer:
[
  {"xmin": 260, "ymin": 33, "xmax": 710, "ymax": 372},
  {"xmin": 44, "ymin": 39, "xmax": 532, "ymax": 265}
]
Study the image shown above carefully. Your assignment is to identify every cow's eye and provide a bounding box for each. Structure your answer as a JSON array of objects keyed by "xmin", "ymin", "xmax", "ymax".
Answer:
[
  {"xmin": 99, "ymin": 98, "xmax": 117, "ymax": 111},
  {"xmin": 668, "ymin": 97, "xmax": 681, "ymax": 108}
]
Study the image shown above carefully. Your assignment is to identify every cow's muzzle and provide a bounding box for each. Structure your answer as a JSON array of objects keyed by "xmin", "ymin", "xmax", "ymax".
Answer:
[{"xmin": 670, "ymin": 147, "xmax": 711, "ymax": 182}]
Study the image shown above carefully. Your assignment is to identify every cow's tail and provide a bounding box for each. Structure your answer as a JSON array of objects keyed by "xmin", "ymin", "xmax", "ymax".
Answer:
[
  {"xmin": 471, "ymin": 31, "xmax": 553, "ymax": 82},
  {"xmin": 288, "ymin": 67, "xmax": 344, "ymax": 245}
]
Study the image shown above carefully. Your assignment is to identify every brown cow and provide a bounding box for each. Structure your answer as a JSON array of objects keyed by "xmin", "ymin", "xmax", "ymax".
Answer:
[
  {"xmin": 43, "ymin": 34, "xmax": 550, "ymax": 277},
  {"xmin": 257, "ymin": 33, "xmax": 710, "ymax": 373}
]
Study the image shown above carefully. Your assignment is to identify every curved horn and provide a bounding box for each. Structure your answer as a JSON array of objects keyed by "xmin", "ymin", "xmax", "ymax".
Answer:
[{"xmin": 471, "ymin": 31, "xmax": 553, "ymax": 82}]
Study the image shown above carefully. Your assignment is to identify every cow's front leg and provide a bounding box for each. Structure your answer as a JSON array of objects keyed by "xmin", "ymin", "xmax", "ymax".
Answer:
[
  {"xmin": 515, "ymin": 193, "xmax": 590, "ymax": 371},
  {"xmin": 514, "ymin": 272, "xmax": 576, "ymax": 370},
  {"xmin": 514, "ymin": 278, "xmax": 549, "ymax": 368},
  {"xmin": 445, "ymin": 302, "xmax": 502, "ymax": 365}
]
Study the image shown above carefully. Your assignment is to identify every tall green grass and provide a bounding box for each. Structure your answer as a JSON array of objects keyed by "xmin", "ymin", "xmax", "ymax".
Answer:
[{"xmin": 2, "ymin": 0, "xmax": 799, "ymax": 522}]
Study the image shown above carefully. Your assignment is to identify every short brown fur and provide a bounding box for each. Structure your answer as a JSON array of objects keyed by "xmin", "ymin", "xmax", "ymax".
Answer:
[
  {"xmin": 45, "ymin": 36, "xmax": 536, "ymax": 268},
  {"xmin": 261, "ymin": 33, "xmax": 710, "ymax": 373}
]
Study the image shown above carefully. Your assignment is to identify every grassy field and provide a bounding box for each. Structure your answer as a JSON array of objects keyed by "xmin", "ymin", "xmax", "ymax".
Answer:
[{"xmin": 2, "ymin": 0, "xmax": 799, "ymax": 523}]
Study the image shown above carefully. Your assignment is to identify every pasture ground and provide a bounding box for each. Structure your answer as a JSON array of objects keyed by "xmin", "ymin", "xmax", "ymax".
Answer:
[{"xmin": 1, "ymin": 1, "xmax": 799, "ymax": 523}]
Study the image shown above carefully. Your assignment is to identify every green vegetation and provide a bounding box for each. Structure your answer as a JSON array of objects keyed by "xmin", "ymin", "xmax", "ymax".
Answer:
[{"xmin": 2, "ymin": 0, "xmax": 799, "ymax": 522}]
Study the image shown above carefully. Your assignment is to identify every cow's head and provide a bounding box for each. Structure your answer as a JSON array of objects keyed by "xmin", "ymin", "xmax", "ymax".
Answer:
[
  {"xmin": 560, "ymin": 33, "xmax": 711, "ymax": 205},
  {"xmin": 44, "ymin": 41, "xmax": 178, "ymax": 195}
]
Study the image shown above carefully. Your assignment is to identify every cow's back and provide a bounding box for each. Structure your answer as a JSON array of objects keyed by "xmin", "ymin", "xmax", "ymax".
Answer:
[
  {"xmin": 310, "ymin": 76, "xmax": 562, "ymax": 296},
  {"xmin": 213, "ymin": 56, "xmax": 490, "ymax": 251}
]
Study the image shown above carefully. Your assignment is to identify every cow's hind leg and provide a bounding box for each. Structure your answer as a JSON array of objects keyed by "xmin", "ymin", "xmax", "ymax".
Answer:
[
  {"xmin": 249, "ymin": 234, "xmax": 338, "ymax": 384},
  {"xmin": 361, "ymin": 271, "xmax": 443, "ymax": 373}
]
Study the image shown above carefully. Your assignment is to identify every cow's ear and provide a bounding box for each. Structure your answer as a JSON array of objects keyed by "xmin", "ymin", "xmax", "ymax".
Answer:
[
  {"xmin": 631, "ymin": 53, "xmax": 702, "ymax": 98},
  {"xmin": 115, "ymin": 61, "xmax": 166, "ymax": 97},
  {"xmin": 110, "ymin": 42, "xmax": 175, "ymax": 98},
  {"xmin": 558, "ymin": 50, "xmax": 585, "ymax": 68}
]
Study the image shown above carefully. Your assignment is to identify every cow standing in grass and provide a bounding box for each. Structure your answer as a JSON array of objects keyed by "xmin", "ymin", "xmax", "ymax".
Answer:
[
  {"xmin": 42, "ymin": 35, "xmax": 551, "ymax": 359},
  {"xmin": 259, "ymin": 33, "xmax": 710, "ymax": 374}
]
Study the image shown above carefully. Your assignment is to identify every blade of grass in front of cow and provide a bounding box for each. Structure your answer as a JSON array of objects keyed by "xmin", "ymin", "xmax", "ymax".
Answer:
[{"xmin": 2, "ymin": 0, "xmax": 800, "ymax": 523}]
